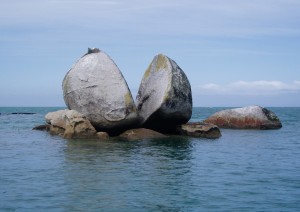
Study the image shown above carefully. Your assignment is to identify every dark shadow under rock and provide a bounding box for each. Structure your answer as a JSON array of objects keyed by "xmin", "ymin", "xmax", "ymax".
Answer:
[{"xmin": 32, "ymin": 124, "xmax": 50, "ymax": 131}]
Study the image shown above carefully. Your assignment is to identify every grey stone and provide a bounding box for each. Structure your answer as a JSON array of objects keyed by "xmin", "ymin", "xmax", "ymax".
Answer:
[
  {"xmin": 136, "ymin": 54, "xmax": 192, "ymax": 133},
  {"xmin": 204, "ymin": 105, "xmax": 282, "ymax": 129},
  {"xmin": 62, "ymin": 48, "xmax": 139, "ymax": 134},
  {"xmin": 45, "ymin": 109, "xmax": 97, "ymax": 138},
  {"xmin": 177, "ymin": 122, "xmax": 221, "ymax": 139}
]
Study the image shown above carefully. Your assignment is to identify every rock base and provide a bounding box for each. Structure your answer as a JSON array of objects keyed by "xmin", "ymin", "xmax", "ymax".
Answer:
[
  {"xmin": 119, "ymin": 128, "xmax": 167, "ymax": 141},
  {"xmin": 177, "ymin": 122, "xmax": 221, "ymax": 139},
  {"xmin": 44, "ymin": 109, "xmax": 97, "ymax": 139}
]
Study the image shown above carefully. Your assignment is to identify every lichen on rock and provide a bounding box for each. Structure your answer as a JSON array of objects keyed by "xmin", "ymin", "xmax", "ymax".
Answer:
[{"xmin": 136, "ymin": 54, "xmax": 192, "ymax": 133}]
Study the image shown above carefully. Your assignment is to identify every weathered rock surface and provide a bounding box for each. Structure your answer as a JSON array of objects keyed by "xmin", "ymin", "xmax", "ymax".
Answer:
[
  {"xmin": 136, "ymin": 54, "xmax": 192, "ymax": 133},
  {"xmin": 62, "ymin": 48, "xmax": 139, "ymax": 134},
  {"xmin": 45, "ymin": 109, "xmax": 97, "ymax": 138},
  {"xmin": 177, "ymin": 122, "xmax": 221, "ymax": 139},
  {"xmin": 119, "ymin": 128, "xmax": 167, "ymax": 140},
  {"xmin": 204, "ymin": 105, "xmax": 282, "ymax": 129}
]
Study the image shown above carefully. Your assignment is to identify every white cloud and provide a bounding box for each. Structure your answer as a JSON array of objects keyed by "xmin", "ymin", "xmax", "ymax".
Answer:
[{"xmin": 196, "ymin": 80, "xmax": 300, "ymax": 95}]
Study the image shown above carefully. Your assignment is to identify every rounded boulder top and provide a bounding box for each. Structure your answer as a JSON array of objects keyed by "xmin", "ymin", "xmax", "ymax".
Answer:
[
  {"xmin": 62, "ymin": 48, "xmax": 139, "ymax": 134},
  {"xmin": 136, "ymin": 54, "xmax": 192, "ymax": 133}
]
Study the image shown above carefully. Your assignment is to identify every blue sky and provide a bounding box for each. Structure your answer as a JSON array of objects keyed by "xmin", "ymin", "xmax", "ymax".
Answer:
[{"xmin": 1, "ymin": 0, "xmax": 299, "ymax": 107}]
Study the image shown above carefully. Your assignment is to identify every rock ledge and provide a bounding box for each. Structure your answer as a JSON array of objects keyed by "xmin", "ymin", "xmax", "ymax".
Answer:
[{"xmin": 177, "ymin": 122, "xmax": 221, "ymax": 139}]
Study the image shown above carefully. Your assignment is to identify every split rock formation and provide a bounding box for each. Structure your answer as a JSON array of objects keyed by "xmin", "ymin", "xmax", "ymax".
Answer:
[{"xmin": 136, "ymin": 54, "xmax": 192, "ymax": 133}]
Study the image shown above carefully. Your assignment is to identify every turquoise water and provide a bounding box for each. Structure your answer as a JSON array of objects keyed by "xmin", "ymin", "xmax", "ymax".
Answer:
[{"xmin": 0, "ymin": 107, "xmax": 299, "ymax": 211}]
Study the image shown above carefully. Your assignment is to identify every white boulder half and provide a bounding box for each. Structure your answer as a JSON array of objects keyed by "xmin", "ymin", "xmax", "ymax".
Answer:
[
  {"xmin": 62, "ymin": 48, "xmax": 139, "ymax": 134},
  {"xmin": 136, "ymin": 54, "xmax": 192, "ymax": 132}
]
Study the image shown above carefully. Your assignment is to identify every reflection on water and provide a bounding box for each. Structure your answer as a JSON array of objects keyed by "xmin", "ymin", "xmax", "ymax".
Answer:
[{"xmin": 62, "ymin": 136, "xmax": 195, "ymax": 211}]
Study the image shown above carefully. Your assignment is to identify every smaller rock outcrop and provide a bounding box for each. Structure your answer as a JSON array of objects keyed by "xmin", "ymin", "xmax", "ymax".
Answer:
[
  {"xmin": 136, "ymin": 54, "xmax": 192, "ymax": 133},
  {"xmin": 177, "ymin": 122, "xmax": 221, "ymax": 139},
  {"xmin": 96, "ymin": 132, "xmax": 110, "ymax": 140},
  {"xmin": 45, "ymin": 109, "xmax": 97, "ymax": 138},
  {"xmin": 204, "ymin": 105, "xmax": 282, "ymax": 129},
  {"xmin": 119, "ymin": 128, "xmax": 167, "ymax": 140}
]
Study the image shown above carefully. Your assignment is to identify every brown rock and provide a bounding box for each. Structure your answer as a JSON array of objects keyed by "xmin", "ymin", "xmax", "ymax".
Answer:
[
  {"xmin": 119, "ymin": 128, "xmax": 167, "ymax": 140},
  {"xmin": 177, "ymin": 122, "xmax": 221, "ymax": 139},
  {"xmin": 45, "ymin": 109, "xmax": 97, "ymax": 138},
  {"xmin": 49, "ymin": 125, "xmax": 65, "ymax": 136},
  {"xmin": 96, "ymin": 132, "xmax": 110, "ymax": 140},
  {"xmin": 204, "ymin": 105, "xmax": 282, "ymax": 129}
]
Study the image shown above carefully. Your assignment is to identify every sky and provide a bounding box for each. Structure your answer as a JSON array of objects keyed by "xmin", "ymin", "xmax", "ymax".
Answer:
[{"xmin": 1, "ymin": 0, "xmax": 300, "ymax": 107}]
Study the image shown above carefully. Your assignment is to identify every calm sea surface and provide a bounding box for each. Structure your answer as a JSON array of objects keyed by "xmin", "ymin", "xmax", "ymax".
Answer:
[{"xmin": 0, "ymin": 107, "xmax": 299, "ymax": 211}]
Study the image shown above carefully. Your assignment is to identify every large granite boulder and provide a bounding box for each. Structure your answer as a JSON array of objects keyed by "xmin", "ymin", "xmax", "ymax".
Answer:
[
  {"xmin": 177, "ymin": 122, "xmax": 221, "ymax": 139},
  {"xmin": 136, "ymin": 54, "xmax": 192, "ymax": 133},
  {"xmin": 62, "ymin": 48, "xmax": 139, "ymax": 134},
  {"xmin": 204, "ymin": 105, "xmax": 282, "ymax": 129},
  {"xmin": 119, "ymin": 128, "xmax": 167, "ymax": 141},
  {"xmin": 45, "ymin": 109, "xmax": 97, "ymax": 138}
]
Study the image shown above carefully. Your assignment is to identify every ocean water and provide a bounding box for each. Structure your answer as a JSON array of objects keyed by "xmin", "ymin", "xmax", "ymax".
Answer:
[{"xmin": 0, "ymin": 107, "xmax": 299, "ymax": 211}]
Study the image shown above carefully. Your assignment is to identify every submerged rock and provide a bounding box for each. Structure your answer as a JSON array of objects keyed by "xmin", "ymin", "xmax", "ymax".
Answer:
[
  {"xmin": 96, "ymin": 131, "xmax": 110, "ymax": 140},
  {"xmin": 119, "ymin": 128, "xmax": 167, "ymax": 140},
  {"xmin": 32, "ymin": 124, "xmax": 50, "ymax": 131},
  {"xmin": 136, "ymin": 54, "xmax": 192, "ymax": 133},
  {"xmin": 11, "ymin": 112, "xmax": 36, "ymax": 115},
  {"xmin": 177, "ymin": 122, "xmax": 221, "ymax": 139},
  {"xmin": 45, "ymin": 109, "xmax": 97, "ymax": 138},
  {"xmin": 204, "ymin": 105, "xmax": 282, "ymax": 129},
  {"xmin": 62, "ymin": 48, "xmax": 139, "ymax": 134}
]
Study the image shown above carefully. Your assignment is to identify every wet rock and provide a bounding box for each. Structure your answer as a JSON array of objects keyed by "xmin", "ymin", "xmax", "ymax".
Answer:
[
  {"xmin": 177, "ymin": 122, "xmax": 221, "ymax": 139},
  {"xmin": 11, "ymin": 112, "xmax": 36, "ymax": 115},
  {"xmin": 32, "ymin": 124, "xmax": 50, "ymax": 131},
  {"xmin": 204, "ymin": 105, "xmax": 282, "ymax": 129},
  {"xmin": 45, "ymin": 109, "xmax": 97, "ymax": 138},
  {"xmin": 119, "ymin": 128, "xmax": 167, "ymax": 140},
  {"xmin": 62, "ymin": 48, "xmax": 139, "ymax": 134},
  {"xmin": 96, "ymin": 132, "xmax": 110, "ymax": 140},
  {"xmin": 136, "ymin": 54, "xmax": 192, "ymax": 133},
  {"xmin": 49, "ymin": 125, "xmax": 65, "ymax": 137}
]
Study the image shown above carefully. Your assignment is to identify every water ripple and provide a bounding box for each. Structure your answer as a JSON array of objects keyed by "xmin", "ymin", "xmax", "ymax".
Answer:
[{"xmin": 0, "ymin": 107, "xmax": 300, "ymax": 211}]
